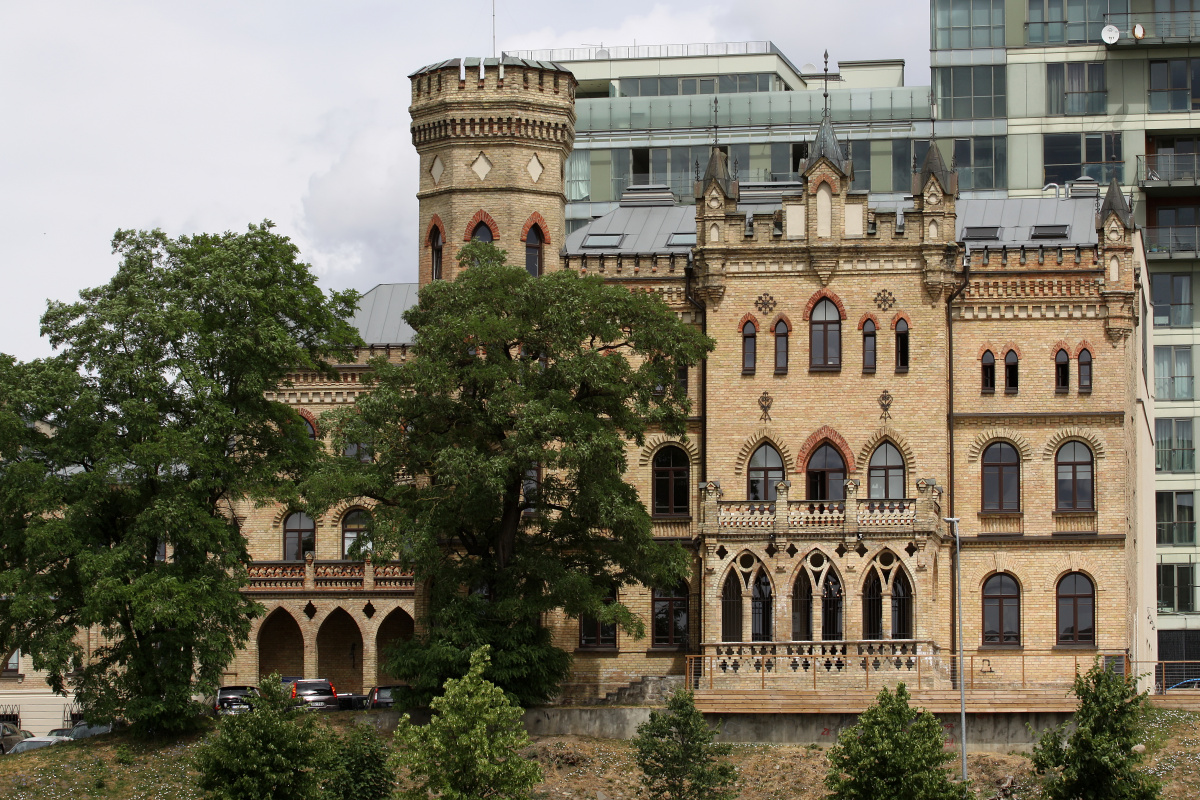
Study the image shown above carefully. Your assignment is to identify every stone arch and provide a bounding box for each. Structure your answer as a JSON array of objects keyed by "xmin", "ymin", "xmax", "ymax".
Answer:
[
  {"xmin": 375, "ymin": 607, "xmax": 415, "ymax": 685},
  {"xmin": 1050, "ymin": 340, "xmax": 1072, "ymax": 359},
  {"xmin": 462, "ymin": 209, "xmax": 499, "ymax": 242},
  {"xmin": 519, "ymin": 211, "xmax": 551, "ymax": 244},
  {"xmin": 970, "ymin": 567, "xmax": 1025, "ymax": 594},
  {"xmin": 966, "ymin": 429, "xmax": 1034, "ymax": 463},
  {"xmin": 1073, "ymin": 340, "xmax": 1095, "ymax": 359},
  {"xmin": 770, "ymin": 313, "xmax": 794, "ymax": 333},
  {"xmin": 1042, "ymin": 428, "xmax": 1106, "ymax": 460},
  {"xmin": 258, "ymin": 607, "xmax": 304, "ymax": 681},
  {"xmin": 809, "ymin": 175, "xmax": 839, "ymax": 194},
  {"xmin": 425, "ymin": 214, "xmax": 446, "ymax": 246},
  {"xmin": 637, "ymin": 434, "xmax": 699, "ymax": 467},
  {"xmin": 795, "ymin": 426, "xmax": 857, "ymax": 474},
  {"xmin": 294, "ymin": 407, "xmax": 320, "ymax": 439},
  {"xmin": 720, "ymin": 549, "xmax": 773, "ymax": 591},
  {"xmin": 803, "ymin": 288, "xmax": 848, "ymax": 320},
  {"xmin": 861, "ymin": 549, "xmax": 914, "ymax": 594},
  {"xmin": 890, "ymin": 311, "xmax": 912, "ymax": 330},
  {"xmin": 857, "ymin": 426, "xmax": 916, "ymax": 474},
  {"xmin": 1002, "ymin": 342, "xmax": 1023, "ymax": 359},
  {"xmin": 317, "ymin": 607, "xmax": 365, "ymax": 694},
  {"xmin": 709, "ymin": 223, "xmax": 720, "ymax": 243},
  {"xmin": 1046, "ymin": 560, "xmax": 1100, "ymax": 592},
  {"xmin": 857, "ymin": 312, "xmax": 880, "ymax": 331},
  {"xmin": 977, "ymin": 342, "xmax": 998, "ymax": 359},
  {"xmin": 733, "ymin": 428, "xmax": 794, "ymax": 476},
  {"xmin": 737, "ymin": 312, "xmax": 760, "ymax": 333},
  {"xmin": 928, "ymin": 219, "xmax": 940, "ymax": 239}
]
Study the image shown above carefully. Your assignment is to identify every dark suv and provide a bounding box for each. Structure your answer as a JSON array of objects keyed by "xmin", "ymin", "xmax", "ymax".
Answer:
[
  {"xmin": 212, "ymin": 685, "xmax": 259, "ymax": 715},
  {"xmin": 291, "ymin": 679, "xmax": 338, "ymax": 711},
  {"xmin": 0, "ymin": 722, "xmax": 24, "ymax": 754},
  {"xmin": 366, "ymin": 685, "xmax": 405, "ymax": 709}
]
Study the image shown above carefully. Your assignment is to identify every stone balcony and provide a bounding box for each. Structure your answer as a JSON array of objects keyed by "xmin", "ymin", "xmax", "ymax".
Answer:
[{"xmin": 245, "ymin": 556, "xmax": 414, "ymax": 593}]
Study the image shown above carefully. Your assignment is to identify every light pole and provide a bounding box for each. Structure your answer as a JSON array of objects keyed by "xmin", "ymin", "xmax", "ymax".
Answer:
[{"xmin": 943, "ymin": 515, "xmax": 968, "ymax": 782}]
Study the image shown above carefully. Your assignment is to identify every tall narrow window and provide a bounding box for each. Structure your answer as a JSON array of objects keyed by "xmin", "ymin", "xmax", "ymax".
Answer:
[
  {"xmin": 863, "ymin": 571, "xmax": 883, "ymax": 640},
  {"xmin": 895, "ymin": 319, "xmax": 909, "ymax": 372},
  {"xmin": 1055, "ymin": 349, "xmax": 1070, "ymax": 393},
  {"xmin": 822, "ymin": 572, "xmax": 844, "ymax": 640},
  {"xmin": 1078, "ymin": 349, "xmax": 1093, "ymax": 393},
  {"xmin": 810, "ymin": 299, "xmax": 842, "ymax": 369},
  {"xmin": 983, "ymin": 573, "xmax": 1021, "ymax": 644},
  {"xmin": 652, "ymin": 583, "xmax": 689, "ymax": 648},
  {"xmin": 283, "ymin": 512, "xmax": 315, "ymax": 562},
  {"xmin": 1056, "ymin": 572, "xmax": 1095, "ymax": 644},
  {"xmin": 1056, "ymin": 441, "xmax": 1095, "ymax": 510},
  {"xmin": 892, "ymin": 571, "xmax": 913, "ymax": 639},
  {"xmin": 472, "ymin": 222, "xmax": 493, "ymax": 242},
  {"xmin": 431, "ymin": 228, "xmax": 443, "ymax": 280},
  {"xmin": 792, "ymin": 572, "xmax": 813, "ymax": 640},
  {"xmin": 525, "ymin": 225, "xmax": 543, "ymax": 277},
  {"xmin": 751, "ymin": 571, "xmax": 773, "ymax": 642},
  {"xmin": 2, "ymin": 650, "xmax": 18, "ymax": 675},
  {"xmin": 579, "ymin": 588, "xmax": 617, "ymax": 648},
  {"xmin": 742, "ymin": 321, "xmax": 757, "ymax": 374},
  {"xmin": 806, "ymin": 444, "xmax": 846, "ymax": 501},
  {"xmin": 868, "ymin": 443, "xmax": 905, "ymax": 499},
  {"xmin": 863, "ymin": 319, "xmax": 877, "ymax": 373},
  {"xmin": 652, "ymin": 446, "xmax": 689, "ymax": 517},
  {"xmin": 722, "ymin": 573, "xmax": 743, "ymax": 642},
  {"xmin": 341, "ymin": 509, "xmax": 372, "ymax": 558},
  {"xmin": 982, "ymin": 350, "xmax": 996, "ymax": 393},
  {"xmin": 1004, "ymin": 350, "xmax": 1019, "ymax": 393},
  {"xmin": 303, "ymin": 419, "xmax": 317, "ymax": 440},
  {"xmin": 747, "ymin": 444, "xmax": 784, "ymax": 501},
  {"xmin": 982, "ymin": 442, "xmax": 1020, "ymax": 511},
  {"xmin": 774, "ymin": 320, "xmax": 789, "ymax": 374}
]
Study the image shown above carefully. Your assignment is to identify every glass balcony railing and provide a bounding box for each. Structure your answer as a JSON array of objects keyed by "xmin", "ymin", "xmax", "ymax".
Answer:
[
  {"xmin": 1146, "ymin": 226, "xmax": 1200, "ymax": 257},
  {"xmin": 1157, "ymin": 448, "xmax": 1197, "ymax": 473},
  {"xmin": 1158, "ymin": 520, "xmax": 1197, "ymax": 546},
  {"xmin": 1140, "ymin": 154, "xmax": 1200, "ymax": 185},
  {"xmin": 1156, "ymin": 376, "xmax": 1196, "ymax": 401},
  {"xmin": 1104, "ymin": 12, "xmax": 1200, "ymax": 45}
]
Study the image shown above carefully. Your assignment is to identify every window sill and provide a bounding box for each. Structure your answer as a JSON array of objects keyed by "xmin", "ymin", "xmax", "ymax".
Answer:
[
  {"xmin": 741, "ymin": 370, "xmax": 756, "ymax": 376},
  {"xmin": 978, "ymin": 643, "xmax": 1022, "ymax": 650},
  {"xmin": 1052, "ymin": 510, "xmax": 1096, "ymax": 516},
  {"xmin": 894, "ymin": 367, "xmax": 909, "ymax": 375},
  {"xmin": 774, "ymin": 369, "xmax": 788, "ymax": 376},
  {"xmin": 863, "ymin": 367, "xmax": 876, "ymax": 375},
  {"xmin": 1004, "ymin": 388, "xmax": 1018, "ymax": 395},
  {"xmin": 1055, "ymin": 388, "xmax": 1069, "ymax": 394},
  {"xmin": 981, "ymin": 388, "xmax": 995, "ymax": 395},
  {"xmin": 651, "ymin": 514, "xmax": 692, "ymax": 521},
  {"xmin": 575, "ymin": 646, "xmax": 619, "ymax": 655},
  {"xmin": 809, "ymin": 365, "xmax": 842, "ymax": 373},
  {"xmin": 647, "ymin": 646, "xmax": 688, "ymax": 654},
  {"xmin": 1052, "ymin": 643, "xmax": 1098, "ymax": 650},
  {"xmin": 978, "ymin": 511, "xmax": 1022, "ymax": 516},
  {"xmin": 1079, "ymin": 388, "xmax": 1092, "ymax": 395}
]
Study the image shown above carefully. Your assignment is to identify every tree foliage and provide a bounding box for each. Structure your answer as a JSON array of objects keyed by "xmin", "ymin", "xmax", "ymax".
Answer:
[
  {"xmin": 324, "ymin": 723, "xmax": 396, "ymax": 800},
  {"xmin": 1030, "ymin": 659, "xmax": 1160, "ymax": 800},
  {"xmin": 305, "ymin": 242, "xmax": 713, "ymax": 704},
  {"xmin": 824, "ymin": 683, "xmax": 971, "ymax": 800},
  {"xmin": 393, "ymin": 645, "xmax": 543, "ymax": 800},
  {"xmin": 0, "ymin": 223, "xmax": 361, "ymax": 732},
  {"xmin": 195, "ymin": 673, "xmax": 328, "ymax": 800},
  {"xmin": 631, "ymin": 687, "xmax": 737, "ymax": 800}
]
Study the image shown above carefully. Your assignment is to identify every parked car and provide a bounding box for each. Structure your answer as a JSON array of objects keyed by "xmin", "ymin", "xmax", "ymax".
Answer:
[
  {"xmin": 366, "ymin": 685, "xmax": 405, "ymax": 709},
  {"xmin": 211, "ymin": 685, "xmax": 259, "ymax": 715},
  {"xmin": 19, "ymin": 730, "xmax": 33, "ymax": 739},
  {"xmin": 0, "ymin": 723, "xmax": 23, "ymax": 753},
  {"xmin": 291, "ymin": 679, "xmax": 338, "ymax": 711},
  {"xmin": 46, "ymin": 728, "xmax": 74, "ymax": 738},
  {"xmin": 7, "ymin": 735, "xmax": 72, "ymax": 754},
  {"xmin": 69, "ymin": 721, "xmax": 112, "ymax": 740}
]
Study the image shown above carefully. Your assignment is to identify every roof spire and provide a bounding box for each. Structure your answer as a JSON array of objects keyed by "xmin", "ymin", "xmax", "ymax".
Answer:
[{"xmin": 822, "ymin": 50, "xmax": 830, "ymax": 118}]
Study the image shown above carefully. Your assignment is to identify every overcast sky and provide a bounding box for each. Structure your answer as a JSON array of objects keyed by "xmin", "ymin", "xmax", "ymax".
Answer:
[{"xmin": 0, "ymin": 1, "xmax": 930, "ymax": 361}]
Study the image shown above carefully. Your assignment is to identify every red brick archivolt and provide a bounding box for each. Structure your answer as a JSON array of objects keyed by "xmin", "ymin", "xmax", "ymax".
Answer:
[
  {"xmin": 520, "ymin": 212, "xmax": 551, "ymax": 244},
  {"xmin": 462, "ymin": 209, "xmax": 499, "ymax": 242},
  {"xmin": 795, "ymin": 426, "xmax": 857, "ymax": 473},
  {"xmin": 802, "ymin": 288, "xmax": 847, "ymax": 320}
]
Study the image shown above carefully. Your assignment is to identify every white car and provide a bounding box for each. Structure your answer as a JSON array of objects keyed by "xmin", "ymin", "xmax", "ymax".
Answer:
[{"xmin": 6, "ymin": 735, "xmax": 72, "ymax": 754}]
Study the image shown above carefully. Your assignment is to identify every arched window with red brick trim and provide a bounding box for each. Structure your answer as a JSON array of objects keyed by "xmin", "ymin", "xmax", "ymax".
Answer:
[
  {"xmin": 525, "ymin": 225, "xmax": 543, "ymax": 277},
  {"xmin": 431, "ymin": 227, "xmax": 444, "ymax": 280},
  {"xmin": 810, "ymin": 299, "xmax": 841, "ymax": 369},
  {"xmin": 742, "ymin": 321, "xmax": 757, "ymax": 374},
  {"xmin": 774, "ymin": 320, "xmax": 788, "ymax": 374},
  {"xmin": 472, "ymin": 222, "xmax": 493, "ymax": 243}
]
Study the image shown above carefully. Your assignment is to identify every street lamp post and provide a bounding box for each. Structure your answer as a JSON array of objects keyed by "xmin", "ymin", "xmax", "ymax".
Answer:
[{"xmin": 943, "ymin": 515, "xmax": 968, "ymax": 782}]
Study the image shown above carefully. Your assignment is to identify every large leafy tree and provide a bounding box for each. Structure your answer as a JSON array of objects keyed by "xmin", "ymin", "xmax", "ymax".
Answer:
[
  {"xmin": 306, "ymin": 242, "xmax": 713, "ymax": 705},
  {"xmin": 0, "ymin": 222, "xmax": 362, "ymax": 732}
]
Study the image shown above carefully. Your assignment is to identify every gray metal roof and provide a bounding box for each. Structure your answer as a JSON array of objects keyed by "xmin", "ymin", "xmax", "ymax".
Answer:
[
  {"xmin": 409, "ymin": 56, "xmax": 570, "ymax": 78},
  {"xmin": 565, "ymin": 203, "xmax": 696, "ymax": 255},
  {"xmin": 956, "ymin": 197, "xmax": 1098, "ymax": 249},
  {"xmin": 349, "ymin": 283, "xmax": 418, "ymax": 345}
]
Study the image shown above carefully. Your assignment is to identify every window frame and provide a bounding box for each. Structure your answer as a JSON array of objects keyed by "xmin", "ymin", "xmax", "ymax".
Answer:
[
  {"xmin": 1045, "ymin": 62, "xmax": 1106, "ymax": 116},
  {"xmin": 1079, "ymin": 349, "xmax": 1093, "ymax": 394},
  {"xmin": 471, "ymin": 221, "xmax": 494, "ymax": 243},
  {"xmin": 1055, "ymin": 349, "xmax": 1070, "ymax": 393},
  {"xmin": 981, "ymin": 350, "xmax": 996, "ymax": 394},
  {"xmin": 809, "ymin": 299, "xmax": 842, "ymax": 371},
  {"xmin": 868, "ymin": 442, "xmax": 906, "ymax": 500},
  {"xmin": 863, "ymin": 319, "xmax": 877, "ymax": 374},
  {"xmin": 2, "ymin": 649, "xmax": 19, "ymax": 676},
  {"xmin": 982, "ymin": 573, "xmax": 1021, "ymax": 645},
  {"xmin": 283, "ymin": 512, "xmax": 316, "ymax": 562},
  {"xmin": 1158, "ymin": 563, "xmax": 1196, "ymax": 613},
  {"xmin": 806, "ymin": 443, "xmax": 846, "ymax": 502},
  {"xmin": 742, "ymin": 321, "xmax": 757, "ymax": 374},
  {"xmin": 1154, "ymin": 344, "xmax": 1192, "ymax": 400},
  {"xmin": 1156, "ymin": 418, "xmax": 1195, "ymax": 474},
  {"xmin": 1157, "ymin": 490, "xmax": 1196, "ymax": 546},
  {"xmin": 579, "ymin": 588, "xmax": 618, "ymax": 650},
  {"xmin": 792, "ymin": 571, "xmax": 813, "ymax": 640},
  {"xmin": 1004, "ymin": 350, "xmax": 1019, "ymax": 394},
  {"xmin": 1042, "ymin": 132, "xmax": 1123, "ymax": 185},
  {"xmin": 1055, "ymin": 441, "xmax": 1095, "ymax": 511},
  {"xmin": 1056, "ymin": 572, "xmax": 1096, "ymax": 645},
  {"xmin": 525, "ymin": 224, "xmax": 543, "ymax": 278},
  {"xmin": 750, "ymin": 571, "xmax": 773, "ymax": 642},
  {"xmin": 982, "ymin": 441, "xmax": 1021, "ymax": 512},
  {"xmin": 891, "ymin": 570, "xmax": 913, "ymax": 639},
  {"xmin": 1152, "ymin": 273, "xmax": 1193, "ymax": 328},
  {"xmin": 1149, "ymin": 58, "xmax": 1200, "ymax": 113},
  {"xmin": 721, "ymin": 572, "xmax": 743, "ymax": 642},
  {"xmin": 894, "ymin": 319, "xmax": 910, "ymax": 373},
  {"xmin": 652, "ymin": 583, "xmax": 690, "ymax": 648},
  {"xmin": 774, "ymin": 320, "xmax": 788, "ymax": 374},
  {"xmin": 651, "ymin": 446, "xmax": 690, "ymax": 518},
  {"xmin": 821, "ymin": 572, "xmax": 844, "ymax": 641},
  {"xmin": 747, "ymin": 443, "xmax": 785, "ymax": 502},
  {"xmin": 341, "ymin": 509, "xmax": 372, "ymax": 559},
  {"xmin": 431, "ymin": 227, "xmax": 444, "ymax": 280}
]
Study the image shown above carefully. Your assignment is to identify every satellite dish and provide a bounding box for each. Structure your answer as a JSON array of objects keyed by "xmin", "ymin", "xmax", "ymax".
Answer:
[
  {"xmin": 802, "ymin": 63, "xmax": 817, "ymax": 73},
  {"xmin": 1101, "ymin": 24, "xmax": 1120, "ymax": 44}
]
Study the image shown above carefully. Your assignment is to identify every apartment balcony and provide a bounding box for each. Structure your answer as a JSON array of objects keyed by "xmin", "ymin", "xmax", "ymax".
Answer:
[
  {"xmin": 1138, "ymin": 155, "xmax": 1200, "ymax": 190},
  {"xmin": 245, "ymin": 558, "xmax": 414, "ymax": 593},
  {"xmin": 1145, "ymin": 226, "xmax": 1200, "ymax": 259},
  {"xmin": 1103, "ymin": 12, "xmax": 1200, "ymax": 46},
  {"xmin": 1155, "ymin": 375, "xmax": 1196, "ymax": 402}
]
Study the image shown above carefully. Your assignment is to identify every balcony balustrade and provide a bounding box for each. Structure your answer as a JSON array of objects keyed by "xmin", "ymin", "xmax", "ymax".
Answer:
[
  {"xmin": 714, "ymin": 497, "xmax": 923, "ymax": 533},
  {"xmin": 246, "ymin": 559, "xmax": 414, "ymax": 592},
  {"xmin": 1139, "ymin": 154, "xmax": 1200, "ymax": 187},
  {"xmin": 1104, "ymin": 12, "xmax": 1200, "ymax": 46},
  {"xmin": 1145, "ymin": 226, "xmax": 1200, "ymax": 258}
]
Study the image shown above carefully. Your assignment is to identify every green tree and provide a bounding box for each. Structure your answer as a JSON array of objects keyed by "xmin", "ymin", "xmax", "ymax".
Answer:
[
  {"xmin": 632, "ymin": 687, "xmax": 737, "ymax": 800},
  {"xmin": 304, "ymin": 241, "xmax": 713, "ymax": 705},
  {"xmin": 824, "ymin": 683, "xmax": 971, "ymax": 800},
  {"xmin": 393, "ymin": 645, "xmax": 542, "ymax": 800},
  {"xmin": 325, "ymin": 723, "xmax": 396, "ymax": 800},
  {"xmin": 0, "ymin": 223, "xmax": 361, "ymax": 732},
  {"xmin": 1030, "ymin": 659, "xmax": 1160, "ymax": 800},
  {"xmin": 195, "ymin": 673, "xmax": 328, "ymax": 800}
]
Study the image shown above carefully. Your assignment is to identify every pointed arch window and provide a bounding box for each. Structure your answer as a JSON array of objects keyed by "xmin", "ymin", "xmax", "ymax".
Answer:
[
  {"xmin": 810, "ymin": 299, "xmax": 842, "ymax": 370},
  {"xmin": 2, "ymin": 649, "xmax": 18, "ymax": 676},
  {"xmin": 774, "ymin": 320, "xmax": 789, "ymax": 374},
  {"xmin": 891, "ymin": 570, "xmax": 913, "ymax": 639},
  {"xmin": 822, "ymin": 572, "xmax": 844, "ymax": 640},
  {"xmin": 1057, "ymin": 572, "xmax": 1095, "ymax": 644},
  {"xmin": 431, "ymin": 227, "xmax": 444, "ymax": 280},
  {"xmin": 868, "ymin": 443, "xmax": 905, "ymax": 499},
  {"xmin": 895, "ymin": 319, "xmax": 910, "ymax": 372},
  {"xmin": 751, "ymin": 571, "xmax": 773, "ymax": 642},
  {"xmin": 747, "ymin": 443, "xmax": 784, "ymax": 501},
  {"xmin": 1055, "ymin": 349, "xmax": 1070, "ymax": 393},
  {"xmin": 1004, "ymin": 350, "xmax": 1019, "ymax": 393},
  {"xmin": 983, "ymin": 573, "xmax": 1021, "ymax": 644},
  {"xmin": 792, "ymin": 571, "xmax": 813, "ymax": 640},
  {"xmin": 1056, "ymin": 441, "xmax": 1094, "ymax": 510},
  {"xmin": 341, "ymin": 509, "xmax": 372, "ymax": 559},
  {"xmin": 472, "ymin": 222, "xmax": 493, "ymax": 242},
  {"xmin": 525, "ymin": 225, "xmax": 543, "ymax": 277},
  {"xmin": 863, "ymin": 319, "xmax": 877, "ymax": 373},
  {"xmin": 283, "ymin": 512, "xmax": 315, "ymax": 562},
  {"xmin": 1079, "ymin": 349, "xmax": 1093, "ymax": 393},
  {"xmin": 303, "ymin": 418, "xmax": 317, "ymax": 440},
  {"xmin": 721, "ymin": 572, "xmax": 743, "ymax": 642},
  {"xmin": 981, "ymin": 350, "xmax": 996, "ymax": 393},
  {"xmin": 742, "ymin": 321, "xmax": 757, "ymax": 374},
  {"xmin": 653, "ymin": 582, "xmax": 689, "ymax": 648},
  {"xmin": 982, "ymin": 441, "xmax": 1020, "ymax": 511},
  {"xmin": 806, "ymin": 444, "xmax": 846, "ymax": 501},
  {"xmin": 652, "ymin": 446, "xmax": 689, "ymax": 517}
]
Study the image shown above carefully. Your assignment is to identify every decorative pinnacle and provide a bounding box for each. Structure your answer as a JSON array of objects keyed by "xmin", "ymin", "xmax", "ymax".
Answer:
[{"xmin": 822, "ymin": 50, "xmax": 830, "ymax": 116}]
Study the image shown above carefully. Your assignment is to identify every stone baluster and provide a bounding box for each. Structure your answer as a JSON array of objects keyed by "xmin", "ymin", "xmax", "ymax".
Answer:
[
  {"xmin": 700, "ymin": 479, "xmax": 721, "ymax": 529},
  {"xmin": 304, "ymin": 551, "xmax": 316, "ymax": 590},
  {"xmin": 364, "ymin": 559, "xmax": 375, "ymax": 590},
  {"xmin": 774, "ymin": 480, "xmax": 790, "ymax": 535},
  {"xmin": 843, "ymin": 478, "xmax": 860, "ymax": 538}
]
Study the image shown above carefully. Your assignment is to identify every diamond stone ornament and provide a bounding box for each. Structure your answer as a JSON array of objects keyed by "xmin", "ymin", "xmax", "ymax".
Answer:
[
  {"xmin": 471, "ymin": 152, "xmax": 492, "ymax": 180},
  {"xmin": 526, "ymin": 153, "xmax": 544, "ymax": 182},
  {"xmin": 430, "ymin": 155, "xmax": 444, "ymax": 185}
]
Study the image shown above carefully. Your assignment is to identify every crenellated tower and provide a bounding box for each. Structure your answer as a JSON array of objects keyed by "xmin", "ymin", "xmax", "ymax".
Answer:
[{"xmin": 409, "ymin": 56, "xmax": 576, "ymax": 285}]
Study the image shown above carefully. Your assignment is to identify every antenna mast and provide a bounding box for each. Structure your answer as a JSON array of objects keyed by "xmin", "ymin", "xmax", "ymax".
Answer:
[
  {"xmin": 492, "ymin": 0, "xmax": 496, "ymax": 58},
  {"xmin": 822, "ymin": 50, "xmax": 830, "ymax": 117}
]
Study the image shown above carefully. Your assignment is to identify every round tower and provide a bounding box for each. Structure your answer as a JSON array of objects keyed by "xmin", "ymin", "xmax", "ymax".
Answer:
[{"xmin": 409, "ymin": 56, "xmax": 576, "ymax": 286}]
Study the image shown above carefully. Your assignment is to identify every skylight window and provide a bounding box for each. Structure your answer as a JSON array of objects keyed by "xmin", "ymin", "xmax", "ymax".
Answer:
[
  {"xmin": 1031, "ymin": 224, "xmax": 1070, "ymax": 239},
  {"xmin": 963, "ymin": 226, "xmax": 1001, "ymax": 240},
  {"xmin": 582, "ymin": 234, "xmax": 623, "ymax": 248},
  {"xmin": 667, "ymin": 232, "xmax": 697, "ymax": 246}
]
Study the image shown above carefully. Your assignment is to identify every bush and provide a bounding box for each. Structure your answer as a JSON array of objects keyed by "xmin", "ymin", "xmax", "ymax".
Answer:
[
  {"xmin": 324, "ymin": 723, "xmax": 395, "ymax": 800},
  {"xmin": 392, "ymin": 645, "xmax": 542, "ymax": 800},
  {"xmin": 195, "ymin": 673, "xmax": 327, "ymax": 800},
  {"xmin": 824, "ymin": 683, "xmax": 970, "ymax": 800},
  {"xmin": 1031, "ymin": 658, "xmax": 1161, "ymax": 800},
  {"xmin": 631, "ymin": 688, "xmax": 736, "ymax": 800}
]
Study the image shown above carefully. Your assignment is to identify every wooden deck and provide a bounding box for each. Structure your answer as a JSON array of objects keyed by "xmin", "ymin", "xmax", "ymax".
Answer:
[{"xmin": 692, "ymin": 689, "xmax": 1200, "ymax": 715}]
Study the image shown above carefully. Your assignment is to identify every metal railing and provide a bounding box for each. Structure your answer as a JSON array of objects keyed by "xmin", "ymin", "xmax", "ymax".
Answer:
[
  {"xmin": 505, "ymin": 41, "xmax": 781, "ymax": 63},
  {"xmin": 1145, "ymin": 226, "xmax": 1200, "ymax": 256},
  {"xmin": 1157, "ymin": 520, "xmax": 1197, "ymax": 545},
  {"xmin": 1104, "ymin": 12, "xmax": 1200, "ymax": 44},
  {"xmin": 1140, "ymin": 154, "xmax": 1200, "ymax": 185},
  {"xmin": 1026, "ymin": 19, "xmax": 1109, "ymax": 45},
  {"xmin": 1155, "ymin": 375, "xmax": 1195, "ymax": 401}
]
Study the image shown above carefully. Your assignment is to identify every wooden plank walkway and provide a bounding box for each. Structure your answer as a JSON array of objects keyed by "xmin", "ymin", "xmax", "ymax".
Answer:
[{"xmin": 694, "ymin": 690, "xmax": 1200, "ymax": 714}]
